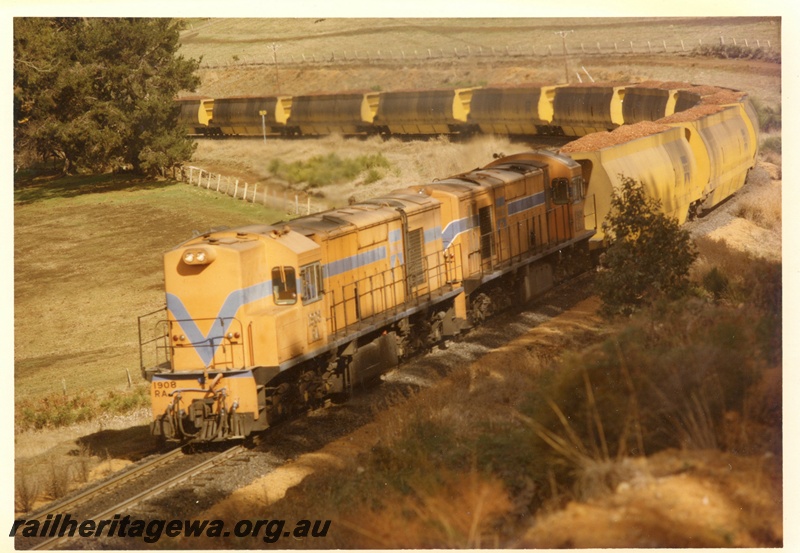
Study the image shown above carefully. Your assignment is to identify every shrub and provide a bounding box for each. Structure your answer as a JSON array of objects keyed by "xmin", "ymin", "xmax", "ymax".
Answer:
[
  {"xmin": 15, "ymin": 385, "xmax": 150, "ymax": 432},
  {"xmin": 760, "ymin": 136, "xmax": 781, "ymax": 154},
  {"xmin": 693, "ymin": 44, "xmax": 781, "ymax": 64},
  {"xmin": 750, "ymin": 98, "xmax": 782, "ymax": 133},
  {"xmin": 269, "ymin": 153, "xmax": 391, "ymax": 187},
  {"xmin": 702, "ymin": 266, "xmax": 729, "ymax": 299},
  {"xmin": 596, "ymin": 177, "xmax": 697, "ymax": 315},
  {"xmin": 527, "ymin": 297, "xmax": 779, "ymax": 475}
]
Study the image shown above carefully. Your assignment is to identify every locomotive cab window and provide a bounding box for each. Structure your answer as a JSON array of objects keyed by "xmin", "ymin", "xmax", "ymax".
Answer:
[
  {"xmin": 272, "ymin": 266, "xmax": 297, "ymax": 305},
  {"xmin": 300, "ymin": 262, "xmax": 323, "ymax": 304},
  {"xmin": 551, "ymin": 178, "xmax": 570, "ymax": 205}
]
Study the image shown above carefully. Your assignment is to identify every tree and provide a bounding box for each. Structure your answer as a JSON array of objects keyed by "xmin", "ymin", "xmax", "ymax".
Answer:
[
  {"xmin": 596, "ymin": 176, "xmax": 697, "ymax": 315},
  {"xmin": 14, "ymin": 18, "xmax": 200, "ymax": 176}
]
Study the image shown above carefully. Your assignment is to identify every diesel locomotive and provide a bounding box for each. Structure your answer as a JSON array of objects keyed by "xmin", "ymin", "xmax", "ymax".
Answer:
[{"xmin": 140, "ymin": 150, "xmax": 594, "ymax": 441}]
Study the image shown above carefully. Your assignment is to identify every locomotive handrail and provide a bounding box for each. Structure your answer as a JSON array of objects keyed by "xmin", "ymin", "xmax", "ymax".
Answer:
[
  {"xmin": 325, "ymin": 244, "xmax": 463, "ymax": 338},
  {"xmin": 138, "ymin": 308, "xmax": 170, "ymax": 376}
]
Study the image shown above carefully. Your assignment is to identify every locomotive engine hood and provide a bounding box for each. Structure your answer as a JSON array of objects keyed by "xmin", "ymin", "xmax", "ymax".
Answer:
[{"xmin": 164, "ymin": 225, "xmax": 320, "ymax": 372}]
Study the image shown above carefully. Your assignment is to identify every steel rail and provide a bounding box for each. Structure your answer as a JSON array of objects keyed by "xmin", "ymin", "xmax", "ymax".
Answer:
[{"xmin": 30, "ymin": 445, "xmax": 245, "ymax": 550}]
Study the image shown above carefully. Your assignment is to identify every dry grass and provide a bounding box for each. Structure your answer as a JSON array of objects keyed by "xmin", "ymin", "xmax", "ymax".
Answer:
[
  {"xmin": 182, "ymin": 18, "xmax": 781, "ymax": 109},
  {"xmin": 180, "ymin": 17, "xmax": 781, "ymax": 68},
  {"xmin": 193, "ymin": 133, "xmax": 536, "ymax": 209},
  {"xmin": 14, "ymin": 177, "xmax": 285, "ymax": 403}
]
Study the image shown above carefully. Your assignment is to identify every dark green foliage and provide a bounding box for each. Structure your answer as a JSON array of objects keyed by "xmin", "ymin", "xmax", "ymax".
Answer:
[
  {"xmin": 702, "ymin": 267, "xmax": 729, "ymax": 300},
  {"xmin": 14, "ymin": 18, "xmax": 200, "ymax": 176},
  {"xmin": 693, "ymin": 43, "xmax": 781, "ymax": 64},
  {"xmin": 596, "ymin": 177, "xmax": 697, "ymax": 315}
]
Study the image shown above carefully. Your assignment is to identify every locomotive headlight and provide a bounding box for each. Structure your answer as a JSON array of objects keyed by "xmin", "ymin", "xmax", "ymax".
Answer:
[{"xmin": 181, "ymin": 247, "xmax": 216, "ymax": 265}]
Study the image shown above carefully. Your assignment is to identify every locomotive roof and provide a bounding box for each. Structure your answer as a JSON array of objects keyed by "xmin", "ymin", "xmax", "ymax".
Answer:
[{"xmin": 284, "ymin": 190, "xmax": 439, "ymax": 239}]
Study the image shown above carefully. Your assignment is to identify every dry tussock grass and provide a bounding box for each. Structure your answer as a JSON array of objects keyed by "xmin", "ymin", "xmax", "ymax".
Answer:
[
  {"xmin": 733, "ymin": 187, "xmax": 781, "ymax": 231},
  {"xmin": 341, "ymin": 469, "xmax": 511, "ymax": 548}
]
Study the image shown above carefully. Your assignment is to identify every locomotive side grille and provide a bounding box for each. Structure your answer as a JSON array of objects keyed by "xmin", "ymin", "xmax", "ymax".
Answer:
[
  {"xmin": 479, "ymin": 206, "xmax": 494, "ymax": 260},
  {"xmin": 406, "ymin": 227, "xmax": 425, "ymax": 288}
]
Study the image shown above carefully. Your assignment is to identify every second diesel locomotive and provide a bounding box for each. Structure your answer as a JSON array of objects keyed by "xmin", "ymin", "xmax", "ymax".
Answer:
[{"xmin": 139, "ymin": 150, "xmax": 594, "ymax": 442}]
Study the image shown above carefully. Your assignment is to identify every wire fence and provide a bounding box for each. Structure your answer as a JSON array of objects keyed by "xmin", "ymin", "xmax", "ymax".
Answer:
[
  {"xmin": 198, "ymin": 35, "xmax": 777, "ymax": 69},
  {"xmin": 175, "ymin": 165, "xmax": 325, "ymax": 216}
]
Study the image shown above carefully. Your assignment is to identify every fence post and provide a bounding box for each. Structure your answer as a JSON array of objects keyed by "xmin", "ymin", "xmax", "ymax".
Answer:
[
  {"xmin": 253, "ymin": 184, "xmax": 258, "ymax": 203},
  {"xmin": 207, "ymin": 172, "xmax": 212, "ymax": 189},
  {"xmin": 295, "ymin": 194, "xmax": 299, "ymax": 214},
  {"xmin": 189, "ymin": 166, "xmax": 194, "ymax": 183},
  {"xmin": 234, "ymin": 180, "xmax": 239, "ymax": 198},
  {"xmin": 243, "ymin": 182, "xmax": 248, "ymax": 200}
]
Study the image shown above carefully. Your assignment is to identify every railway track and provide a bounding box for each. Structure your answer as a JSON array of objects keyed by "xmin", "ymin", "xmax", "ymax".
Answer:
[{"xmin": 18, "ymin": 444, "xmax": 246, "ymax": 550}]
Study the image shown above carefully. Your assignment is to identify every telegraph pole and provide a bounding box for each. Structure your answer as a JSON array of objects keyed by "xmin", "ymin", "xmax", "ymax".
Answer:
[
  {"xmin": 555, "ymin": 30, "xmax": 574, "ymax": 84},
  {"xmin": 271, "ymin": 42, "xmax": 281, "ymax": 94}
]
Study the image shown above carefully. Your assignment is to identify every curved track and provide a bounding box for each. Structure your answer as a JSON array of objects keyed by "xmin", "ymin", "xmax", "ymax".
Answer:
[{"xmin": 18, "ymin": 445, "xmax": 245, "ymax": 550}]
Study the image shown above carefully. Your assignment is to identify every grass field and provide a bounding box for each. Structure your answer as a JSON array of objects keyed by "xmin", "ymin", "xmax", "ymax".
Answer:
[
  {"xmin": 179, "ymin": 17, "xmax": 781, "ymax": 68},
  {"xmin": 14, "ymin": 175, "xmax": 286, "ymax": 405},
  {"xmin": 179, "ymin": 17, "xmax": 781, "ymax": 107}
]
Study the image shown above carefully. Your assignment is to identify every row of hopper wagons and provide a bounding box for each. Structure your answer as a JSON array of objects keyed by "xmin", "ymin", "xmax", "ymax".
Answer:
[
  {"xmin": 177, "ymin": 81, "xmax": 756, "ymax": 141},
  {"xmin": 178, "ymin": 81, "xmax": 760, "ymax": 240}
]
